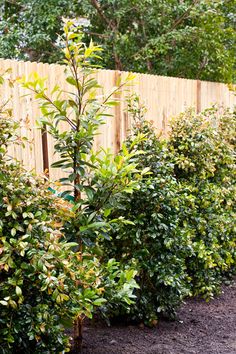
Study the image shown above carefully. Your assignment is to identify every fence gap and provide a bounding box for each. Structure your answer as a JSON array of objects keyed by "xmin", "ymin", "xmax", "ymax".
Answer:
[
  {"xmin": 196, "ymin": 80, "xmax": 202, "ymax": 113},
  {"xmin": 114, "ymin": 71, "xmax": 122, "ymax": 154},
  {"xmin": 41, "ymin": 127, "xmax": 49, "ymax": 177}
]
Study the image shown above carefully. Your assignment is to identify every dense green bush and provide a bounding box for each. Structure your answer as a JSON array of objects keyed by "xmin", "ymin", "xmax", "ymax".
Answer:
[
  {"xmin": 100, "ymin": 100, "xmax": 236, "ymax": 324},
  {"xmin": 100, "ymin": 98, "xmax": 191, "ymax": 324},
  {"xmin": 17, "ymin": 20, "xmax": 140, "ymax": 351},
  {"xmin": 168, "ymin": 107, "xmax": 236, "ymax": 298},
  {"xmin": 3, "ymin": 18, "xmax": 235, "ymax": 347},
  {"xmin": 0, "ymin": 115, "xmax": 104, "ymax": 352},
  {"xmin": 0, "ymin": 76, "xmax": 138, "ymax": 352}
]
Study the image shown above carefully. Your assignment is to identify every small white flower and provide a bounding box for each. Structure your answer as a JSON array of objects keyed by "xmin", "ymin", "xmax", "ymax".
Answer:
[{"xmin": 76, "ymin": 17, "xmax": 91, "ymax": 27}]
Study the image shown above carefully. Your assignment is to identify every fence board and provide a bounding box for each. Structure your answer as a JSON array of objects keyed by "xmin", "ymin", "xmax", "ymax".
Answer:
[{"xmin": 0, "ymin": 59, "xmax": 235, "ymax": 180}]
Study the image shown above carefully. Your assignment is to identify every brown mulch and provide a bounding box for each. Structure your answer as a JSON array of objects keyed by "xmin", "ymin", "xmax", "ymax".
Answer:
[{"xmin": 81, "ymin": 280, "xmax": 236, "ymax": 354}]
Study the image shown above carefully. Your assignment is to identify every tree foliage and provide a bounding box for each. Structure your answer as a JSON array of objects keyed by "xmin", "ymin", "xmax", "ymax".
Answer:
[{"xmin": 0, "ymin": 0, "xmax": 235, "ymax": 82}]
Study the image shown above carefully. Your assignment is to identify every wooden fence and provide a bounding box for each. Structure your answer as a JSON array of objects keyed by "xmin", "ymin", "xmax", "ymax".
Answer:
[{"xmin": 0, "ymin": 58, "xmax": 235, "ymax": 180}]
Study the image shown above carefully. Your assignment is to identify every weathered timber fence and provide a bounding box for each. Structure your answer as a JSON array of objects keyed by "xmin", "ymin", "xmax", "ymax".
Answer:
[{"xmin": 0, "ymin": 58, "xmax": 235, "ymax": 180}]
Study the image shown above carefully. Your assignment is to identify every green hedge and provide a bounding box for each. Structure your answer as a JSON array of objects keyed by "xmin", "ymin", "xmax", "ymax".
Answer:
[
  {"xmin": 168, "ymin": 107, "xmax": 236, "ymax": 298},
  {"xmin": 0, "ymin": 72, "xmax": 139, "ymax": 352},
  {"xmin": 100, "ymin": 104, "xmax": 236, "ymax": 324},
  {"xmin": 0, "ymin": 143, "xmax": 99, "ymax": 352}
]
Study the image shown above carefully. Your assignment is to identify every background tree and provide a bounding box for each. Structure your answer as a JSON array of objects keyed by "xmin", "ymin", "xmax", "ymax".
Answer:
[{"xmin": 0, "ymin": 0, "xmax": 235, "ymax": 81}]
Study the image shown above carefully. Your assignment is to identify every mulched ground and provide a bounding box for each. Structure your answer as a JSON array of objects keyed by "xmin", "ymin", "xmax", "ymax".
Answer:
[{"xmin": 81, "ymin": 280, "xmax": 236, "ymax": 354}]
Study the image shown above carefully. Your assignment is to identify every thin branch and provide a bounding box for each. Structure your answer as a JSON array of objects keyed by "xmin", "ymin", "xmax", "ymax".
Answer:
[
  {"xmin": 140, "ymin": 16, "xmax": 153, "ymax": 72},
  {"xmin": 5, "ymin": 0, "xmax": 25, "ymax": 8},
  {"xmin": 90, "ymin": 0, "xmax": 122, "ymax": 70},
  {"xmin": 41, "ymin": 93, "xmax": 76, "ymax": 130},
  {"xmin": 167, "ymin": 0, "xmax": 200, "ymax": 33},
  {"xmin": 86, "ymin": 31, "xmax": 109, "ymax": 39},
  {"xmin": 90, "ymin": 0, "xmax": 116, "ymax": 30},
  {"xmin": 129, "ymin": 1, "xmax": 201, "ymax": 62},
  {"xmin": 25, "ymin": 86, "xmax": 76, "ymax": 130}
]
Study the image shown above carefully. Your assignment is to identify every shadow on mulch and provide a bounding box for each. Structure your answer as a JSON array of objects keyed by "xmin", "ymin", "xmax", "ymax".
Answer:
[{"xmin": 78, "ymin": 280, "xmax": 236, "ymax": 354}]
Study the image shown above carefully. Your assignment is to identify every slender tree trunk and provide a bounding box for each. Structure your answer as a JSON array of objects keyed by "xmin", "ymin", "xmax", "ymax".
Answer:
[{"xmin": 73, "ymin": 316, "xmax": 83, "ymax": 353}]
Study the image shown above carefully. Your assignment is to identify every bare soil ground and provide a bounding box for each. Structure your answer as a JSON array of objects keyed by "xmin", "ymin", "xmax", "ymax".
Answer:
[{"xmin": 82, "ymin": 281, "xmax": 236, "ymax": 354}]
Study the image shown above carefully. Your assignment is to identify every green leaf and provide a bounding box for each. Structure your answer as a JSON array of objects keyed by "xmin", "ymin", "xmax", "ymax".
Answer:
[
  {"xmin": 80, "ymin": 222, "xmax": 107, "ymax": 232},
  {"xmin": 15, "ymin": 286, "xmax": 22, "ymax": 296},
  {"xmin": 0, "ymin": 300, "xmax": 8, "ymax": 306},
  {"xmin": 93, "ymin": 298, "xmax": 107, "ymax": 306},
  {"xmin": 11, "ymin": 228, "xmax": 16, "ymax": 236},
  {"xmin": 66, "ymin": 76, "xmax": 77, "ymax": 87},
  {"xmin": 104, "ymin": 209, "xmax": 111, "ymax": 217}
]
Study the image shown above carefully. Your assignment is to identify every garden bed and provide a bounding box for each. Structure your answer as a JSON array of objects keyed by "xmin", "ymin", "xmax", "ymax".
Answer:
[{"xmin": 82, "ymin": 280, "xmax": 236, "ymax": 354}]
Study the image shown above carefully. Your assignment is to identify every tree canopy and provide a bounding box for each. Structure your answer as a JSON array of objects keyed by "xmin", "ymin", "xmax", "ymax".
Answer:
[{"xmin": 0, "ymin": 0, "xmax": 235, "ymax": 82}]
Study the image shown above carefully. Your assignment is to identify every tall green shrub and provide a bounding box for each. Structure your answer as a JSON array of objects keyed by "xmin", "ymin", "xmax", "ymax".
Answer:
[
  {"xmin": 168, "ymin": 107, "xmax": 236, "ymax": 298},
  {"xmin": 0, "ymin": 72, "xmax": 138, "ymax": 352},
  {"xmin": 0, "ymin": 90, "xmax": 103, "ymax": 353},
  {"xmin": 100, "ymin": 100, "xmax": 236, "ymax": 323},
  {"xmin": 20, "ymin": 19, "xmax": 141, "ymax": 350},
  {"xmin": 100, "ymin": 97, "xmax": 191, "ymax": 324}
]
